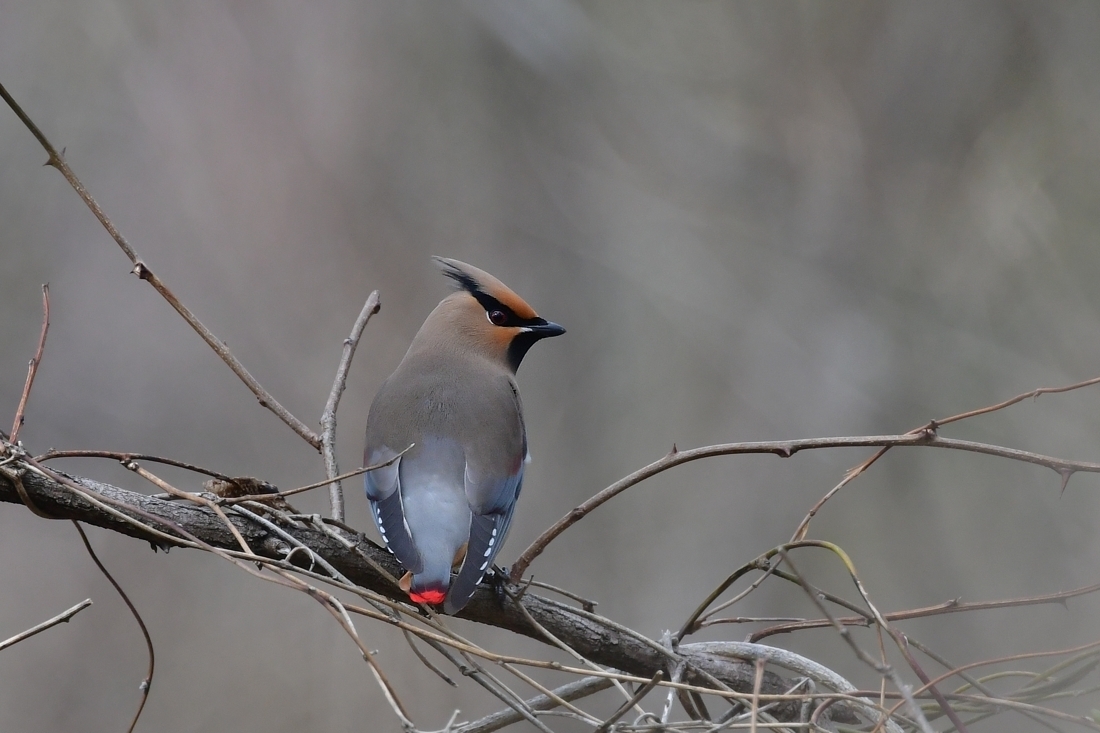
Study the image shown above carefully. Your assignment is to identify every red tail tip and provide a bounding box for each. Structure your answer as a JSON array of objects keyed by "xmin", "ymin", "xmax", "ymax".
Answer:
[{"xmin": 409, "ymin": 589, "xmax": 446, "ymax": 605}]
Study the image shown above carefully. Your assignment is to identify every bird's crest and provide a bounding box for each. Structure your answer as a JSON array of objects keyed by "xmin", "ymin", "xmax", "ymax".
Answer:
[{"xmin": 434, "ymin": 257, "xmax": 539, "ymax": 320}]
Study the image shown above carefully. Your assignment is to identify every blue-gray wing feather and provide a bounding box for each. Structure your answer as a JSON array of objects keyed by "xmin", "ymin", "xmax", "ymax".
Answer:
[
  {"xmin": 365, "ymin": 455, "xmax": 423, "ymax": 574},
  {"xmin": 444, "ymin": 467, "xmax": 524, "ymax": 614}
]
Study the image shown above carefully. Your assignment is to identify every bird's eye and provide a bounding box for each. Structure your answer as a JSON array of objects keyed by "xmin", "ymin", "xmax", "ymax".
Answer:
[{"xmin": 487, "ymin": 310, "xmax": 509, "ymax": 326}]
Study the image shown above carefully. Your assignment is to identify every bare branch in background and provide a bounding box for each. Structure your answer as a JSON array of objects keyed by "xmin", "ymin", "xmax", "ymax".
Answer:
[
  {"xmin": 0, "ymin": 598, "xmax": 91, "ymax": 652},
  {"xmin": 72, "ymin": 522, "xmax": 154, "ymax": 733},
  {"xmin": 792, "ymin": 372, "xmax": 1100, "ymax": 542},
  {"xmin": 512, "ymin": 420, "xmax": 1100, "ymax": 582},
  {"xmin": 0, "ymin": 82, "xmax": 322, "ymax": 450},
  {"xmin": 35, "ymin": 450, "xmax": 231, "ymax": 479},
  {"xmin": 9, "ymin": 284, "xmax": 49, "ymax": 444},
  {"xmin": 321, "ymin": 290, "xmax": 381, "ymax": 522}
]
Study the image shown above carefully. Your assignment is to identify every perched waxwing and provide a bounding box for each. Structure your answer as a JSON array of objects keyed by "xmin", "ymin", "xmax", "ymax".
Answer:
[{"xmin": 364, "ymin": 258, "xmax": 565, "ymax": 614}]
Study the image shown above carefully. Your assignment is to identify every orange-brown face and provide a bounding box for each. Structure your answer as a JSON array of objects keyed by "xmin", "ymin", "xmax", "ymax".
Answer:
[{"xmin": 435, "ymin": 257, "xmax": 565, "ymax": 372}]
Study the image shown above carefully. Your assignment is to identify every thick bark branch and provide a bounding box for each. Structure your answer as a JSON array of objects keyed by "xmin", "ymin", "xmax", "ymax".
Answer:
[{"xmin": 0, "ymin": 460, "xmax": 805, "ymax": 713}]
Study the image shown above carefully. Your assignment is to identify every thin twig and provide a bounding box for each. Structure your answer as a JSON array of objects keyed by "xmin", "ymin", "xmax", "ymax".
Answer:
[
  {"xmin": 402, "ymin": 629, "xmax": 458, "ymax": 687},
  {"xmin": 790, "ymin": 470, "xmax": 861, "ymax": 544},
  {"xmin": 321, "ymin": 290, "xmax": 381, "ymax": 522},
  {"xmin": 220, "ymin": 445, "xmax": 412, "ymax": 505},
  {"xmin": 928, "ymin": 691, "xmax": 1100, "ymax": 729},
  {"xmin": 748, "ymin": 580, "xmax": 1100, "ymax": 641},
  {"xmin": 0, "ymin": 598, "xmax": 92, "ymax": 651},
  {"xmin": 35, "ymin": 449, "xmax": 229, "ymax": 479},
  {"xmin": 594, "ymin": 671, "xmax": 663, "ymax": 733},
  {"xmin": 904, "ymin": 637, "xmax": 1064, "ymax": 733},
  {"xmin": 694, "ymin": 640, "xmax": 903, "ymax": 732},
  {"xmin": 792, "ymin": 373, "xmax": 1100, "ymax": 541},
  {"xmin": 456, "ymin": 676, "xmax": 614, "ymax": 733},
  {"xmin": 502, "ymin": 583, "xmax": 645, "ymax": 711},
  {"xmin": 875, "ymin": 638, "xmax": 1100, "ymax": 730},
  {"xmin": 232, "ymin": 504, "xmax": 350, "ymax": 584},
  {"xmin": 513, "ymin": 577, "xmax": 599, "ymax": 611},
  {"xmin": 749, "ymin": 658, "xmax": 764, "ymax": 733},
  {"xmin": 778, "ymin": 549, "xmax": 933, "ymax": 733},
  {"xmin": 405, "ymin": 603, "xmax": 605, "ymax": 727},
  {"xmin": 72, "ymin": 521, "xmax": 154, "ymax": 733},
  {"xmin": 784, "ymin": 540, "xmax": 964, "ymax": 732},
  {"xmin": 833, "ymin": 686, "xmax": 1100, "ymax": 731},
  {"xmin": 512, "ymin": 428, "xmax": 1100, "ymax": 581},
  {"xmin": 496, "ymin": 661, "xmax": 604, "ymax": 727},
  {"xmin": 278, "ymin": 570, "xmax": 414, "ymax": 727},
  {"xmin": 455, "ymin": 651, "xmax": 558, "ymax": 733},
  {"xmin": 891, "ymin": 631, "xmax": 971, "ymax": 733},
  {"xmin": 675, "ymin": 554, "xmax": 774, "ymax": 642},
  {"xmin": 0, "ymin": 82, "xmax": 321, "ymax": 449},
  {"xmin": 124, "ymin": 461, "xmax": 252, "ymax": 553},
  {"xmin": 935, "ymin": 374, "xmax": 1100, "ymax": 429},
  {"xmin": 10, "ymin": 284, "xmax": 50, "ymax": 444},
  {"xmin": 299, "ymin": 514, "xmax": 404, "ymax": 597}
]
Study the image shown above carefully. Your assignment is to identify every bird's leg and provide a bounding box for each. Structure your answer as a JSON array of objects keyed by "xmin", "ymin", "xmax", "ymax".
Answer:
[{"xmin": 489, "ymin": 564, "xmax": 514, "ymax": 607}]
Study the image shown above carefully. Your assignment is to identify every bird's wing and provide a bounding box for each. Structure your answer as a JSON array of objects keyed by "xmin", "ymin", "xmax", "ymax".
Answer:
[
  {"xmin": 364, "ymin": 449, "xmax": 423, "ymax": 574},
  {"xmin": 444, "ymin": 457, "xmax": 525, "ymax": 614}
]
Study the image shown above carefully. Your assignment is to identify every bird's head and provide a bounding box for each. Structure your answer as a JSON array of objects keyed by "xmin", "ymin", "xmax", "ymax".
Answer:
[{"xmin": 429, "ymin": 257, "xmax": 565, "ymax": 372}]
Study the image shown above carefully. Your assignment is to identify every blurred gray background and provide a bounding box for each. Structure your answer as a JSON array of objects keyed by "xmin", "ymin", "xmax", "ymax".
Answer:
[{"xmin": 2, "ymin": 2, "xmax": 1100, "ymax": 731}]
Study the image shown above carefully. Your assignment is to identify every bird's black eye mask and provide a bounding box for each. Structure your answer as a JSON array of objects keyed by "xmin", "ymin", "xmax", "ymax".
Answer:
[
  {"xmin": 439, "ymin": 265, "xmax": 547, "ymax": 330},
  {"xmin": 473, "ymin": 293, "xmax": 548, "ymax": 330}
]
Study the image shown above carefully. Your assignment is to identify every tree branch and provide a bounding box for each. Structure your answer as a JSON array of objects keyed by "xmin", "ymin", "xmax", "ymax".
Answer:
[
  {"xmin": 0, "ymin": 81, "xmax": 322, "ymax": 450},
  {"xmin": 511, "ymin": 429, "xmax": 1100, "ymax": 581},
  {"xmin": 321, "ymin": 290, "xmax": 381, "ymax": 522},
  {"xmin": 0, "ymin": 598, "xmax": 91, "ymax": 651},
  {"xmin": 0, "ymin": 457, "xmax": 796, "ymax": 713}
]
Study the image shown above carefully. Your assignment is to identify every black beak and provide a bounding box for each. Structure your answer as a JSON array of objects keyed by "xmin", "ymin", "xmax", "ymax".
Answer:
[
  {"xmin": 508, "ymin": 319, "xmax": 565, "ymax": 372},
  {"xmin": 531, "ymin": 320, "xmax": 566, "ymax": 338}
]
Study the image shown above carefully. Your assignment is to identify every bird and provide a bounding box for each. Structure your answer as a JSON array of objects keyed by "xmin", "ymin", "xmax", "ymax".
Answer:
[{"xmin": 364, "ymin": 257, "xmax": 565, "ymax": 614}]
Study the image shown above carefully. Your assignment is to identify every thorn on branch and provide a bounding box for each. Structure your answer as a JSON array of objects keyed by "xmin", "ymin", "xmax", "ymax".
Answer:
[
  {"xmin": 45, "ymin": 147, "xmax": 65, "ymax": 168},
  {"xmin": 1058, "ymin": 468, "xmax": 1074, "ymax": 495},
  {"xmin": 131, "ymin": 262, "xmax": 151, "ymax": 280}
]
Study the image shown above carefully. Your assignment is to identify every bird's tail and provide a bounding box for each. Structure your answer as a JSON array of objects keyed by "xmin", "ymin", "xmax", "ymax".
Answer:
[
  {"xmin": 406, "ymin": 576, "xmax": 448, "ymax": 606},
  {"xmin": 400, "ymin": 559, "xmax": 452, "ymax": 607}
]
